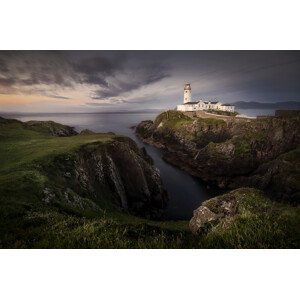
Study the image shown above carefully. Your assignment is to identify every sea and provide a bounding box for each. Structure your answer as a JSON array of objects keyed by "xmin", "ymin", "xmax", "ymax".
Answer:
[{"xmin": 4, "ymin": 108, "xmax": 274, "ymax": 220}]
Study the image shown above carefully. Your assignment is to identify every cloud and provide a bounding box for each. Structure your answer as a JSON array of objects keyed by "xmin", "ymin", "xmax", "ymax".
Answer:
[
  {"xmin": 86, "ymin": 98, "xmax": 129, "ymax": 106},
  {"xmin": 74, "ymin": 53, "xmax": 126, "ymax": 87},
  {"xmin": 0, "ymin": 51, "xmax": 169, "ymax": 101},
  {"xmin": 0, "ymin": 58, "xmax": 9, "ymax": 73},
  {"xmin": 46, "ymin": 94, "xmax": 71, "ymax": 100},
  {"xmin": 0, "ymin": 51, "xmax": 77, "ymax": 91},
  {"xmin": 0, "ymin": 77, "xmax": 15, "ymax": 87},
  {"xmin": 92, "ymin": 62, "xmax": 170, "ymax": 99}
]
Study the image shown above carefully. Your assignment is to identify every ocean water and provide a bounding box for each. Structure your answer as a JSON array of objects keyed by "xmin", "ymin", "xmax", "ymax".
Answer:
[{"xmin": 7, "ymin": 112, "xmax": 209, "ymax": 220}]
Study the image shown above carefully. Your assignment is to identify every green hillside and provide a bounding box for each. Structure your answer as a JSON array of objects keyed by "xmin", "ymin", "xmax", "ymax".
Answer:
[{"xmin": 0, "ymin": 116, "xmax": 299, "ymax": 248}]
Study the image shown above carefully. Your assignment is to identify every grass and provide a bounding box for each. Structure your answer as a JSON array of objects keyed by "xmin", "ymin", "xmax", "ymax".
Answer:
[
  {"xmin": 0, "ymin": 117, "xmax": 299, "ymax": 248},
  {"xmin": 282, "ymin": 147, "xmax": 300, "ymax": 162},
  {"xmin": 155, "ymin": 110, "xmax": 226, "ymax": 128},
  {"xmin": 153, "ymin": 110, "xmax": 226, "ymax": 143},
  {"xmin": 1, "ymin": 185, "xmax": 298, "ymax": 248},
  {"xmin": 232, "ymin": 129, "xmax": 268, "ymax": 156},
  {"xmin": 154, "ymin": 110, "xmax": 192, "ymax": 128},
  {"xmin": 0, "ymin": 119, "xmax": 114, "ymax": 174},
  {"xmin": 0, "ymin": 117, "xmax": 193, "ymax": 248},
  {"xmin": 200, "ymin": 189, "xmax": 300, "ymax": 248},
  {"xmin": 196, "ymin": 117, "xmax": 226, "ymax": 126}
]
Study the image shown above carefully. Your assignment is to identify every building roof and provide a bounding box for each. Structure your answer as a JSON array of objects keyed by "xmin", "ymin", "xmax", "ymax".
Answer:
[
  {"xmin": 184, "ymin": 101, "xmax": 199, "ymax": 105},
  {"xmin": 210, "ymin": 101, "xmax": 219, "ymax": 104}
]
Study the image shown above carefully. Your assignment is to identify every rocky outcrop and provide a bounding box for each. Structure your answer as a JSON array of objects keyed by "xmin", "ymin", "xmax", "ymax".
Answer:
[
  {"xmin": 43, "ymin": 136, "xmax": 168, "ymax": 219},
  {"xmin": 190, "ymin": 188, "xmax": 257, "ymax": 234},
  {"xmin": 230, "ymin": 148, "xmax": 300, "ymax": 203},
  {"xmin": 25, "ymin": 120, "xmax": 78, "ymax": 136},
  {"xmin": 136, "ymin": 110, "xmax": 300, "ymax": 200},
  {"xmin": 79, "ymin": 129, "xmax": 96, "ymax": 135}
]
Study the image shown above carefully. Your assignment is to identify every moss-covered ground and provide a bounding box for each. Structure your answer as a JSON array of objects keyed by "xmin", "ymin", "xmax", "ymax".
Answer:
[{"xmin": 0, "ymin": 117, "xmax": 299, "ymax": 248}]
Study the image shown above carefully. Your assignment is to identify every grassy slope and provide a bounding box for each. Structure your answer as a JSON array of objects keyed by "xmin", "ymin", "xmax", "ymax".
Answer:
[
  {"xmin": 155, "ymin": 110, "xmax": 226, "ymax": 128},
  {"xmin": 0, "ymin": 117, "xmax": 299, "ymax": 248},
  {"xmin": 199, "ymin": 188, "xmax": 300, "ymax": 248},
  {"xmin": 0, "ymin": 118, "xmax": 190, "ymax": 248}
]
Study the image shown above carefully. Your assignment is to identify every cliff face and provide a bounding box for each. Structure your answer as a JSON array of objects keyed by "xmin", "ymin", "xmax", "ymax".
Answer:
[
  {"xmin": 44, "ymin": 136, "xmax": 168, "ymax": 218},
  {"xmin": 136, "ymin": 110, "xmax": 300, "ymax": 201}
]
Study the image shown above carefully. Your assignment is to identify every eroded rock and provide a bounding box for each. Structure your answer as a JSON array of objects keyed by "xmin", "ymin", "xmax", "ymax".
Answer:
[
  {"xmin": 189, "ymin": 189, "xmax": 243, "ymax": 234},
  {"xmin": 44, "ymin": 137, "xmax": 168, "ymax": 219}
]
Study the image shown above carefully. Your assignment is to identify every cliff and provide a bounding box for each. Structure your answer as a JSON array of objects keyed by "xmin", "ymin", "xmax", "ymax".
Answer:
[
  {"xmin": 42, "ymin": 136, "xmax": 168, "ymax": 218},
  {"xmin": 136, "ymin": 110, "xmax": 300, "ymax": 201}
]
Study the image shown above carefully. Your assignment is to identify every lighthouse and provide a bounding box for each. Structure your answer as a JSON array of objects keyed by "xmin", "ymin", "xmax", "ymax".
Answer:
[{"xmin": 183, "ymin": 83, "xmax": 191, "ymax": 103}]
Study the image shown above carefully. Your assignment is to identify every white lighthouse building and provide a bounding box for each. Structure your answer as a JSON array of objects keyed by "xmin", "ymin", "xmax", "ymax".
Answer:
[
  {"xmin": 183, "ymin": 83, "xmax": 192, "ymax": 103},
  {"xmin": 177, "ymin": 83, "xmax": 235, "ymax": 113}
]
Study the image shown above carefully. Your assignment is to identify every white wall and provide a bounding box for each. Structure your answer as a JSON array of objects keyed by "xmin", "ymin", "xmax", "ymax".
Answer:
[
  {"xmin": 183, "ymin": 90, "xmax": 191, "ymax": 104},
  {"xmin": 178, "ymin": 101, "xmax": 235, "ymax": 112}
]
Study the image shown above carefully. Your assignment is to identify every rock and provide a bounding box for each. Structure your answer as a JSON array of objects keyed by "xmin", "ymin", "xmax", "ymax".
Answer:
[
  {"xmin": 80, "ymin": 129, "xmax": 96, "ymax": 135},
  {"xmin": 190, "ymin": 188, "xmax": 247, "ymax": 235},
  {"xmin": 44, "ymin": 136, "xmax": 168, "ymax": 219},
  {"xmin": 230, "ymin": 148, "xmax": 300, "ymax": 203},
  {"xmin": 42, "ymin": 187, "xmax": 100, "ymax": 212},
  {"xmin": 42, "ymin": 187, "xmax": 55, "ymax": 203},
  {"xmin": 25, "ymin": 120, "xmax": 78, "ymax": 136},
  {"xmin": 189, "ymin": 206, "xmax": 219, "ymax": 234}
]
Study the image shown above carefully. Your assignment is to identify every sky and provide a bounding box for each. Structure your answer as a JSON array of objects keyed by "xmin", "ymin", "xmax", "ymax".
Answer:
[{"xmin": 0, "ymin": 50, "xmax": 300, "ymax": 113}]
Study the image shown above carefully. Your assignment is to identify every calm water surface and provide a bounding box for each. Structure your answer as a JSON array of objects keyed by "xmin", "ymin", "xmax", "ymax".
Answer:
[{"xmin": 8, "ymin": 113, "xmax": 208, "ymax": 220}]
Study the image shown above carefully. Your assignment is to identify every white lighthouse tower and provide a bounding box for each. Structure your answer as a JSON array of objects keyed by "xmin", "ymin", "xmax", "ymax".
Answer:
[{"xmin": 183, "ymin": 83, "xmax": 191, "ymax": 103}]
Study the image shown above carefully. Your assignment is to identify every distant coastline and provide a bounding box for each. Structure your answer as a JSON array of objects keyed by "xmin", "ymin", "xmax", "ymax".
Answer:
[{"xmin": 233, "ymin": 100, "xmax": 300, "ymax": 110}]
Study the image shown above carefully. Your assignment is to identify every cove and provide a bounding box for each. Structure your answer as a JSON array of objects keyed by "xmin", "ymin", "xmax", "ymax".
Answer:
[{"xmin": 9, "ymin": 112, "xmax": 208, "ymax": 220}]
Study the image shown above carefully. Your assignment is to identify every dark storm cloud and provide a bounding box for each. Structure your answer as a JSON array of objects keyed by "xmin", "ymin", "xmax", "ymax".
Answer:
[
  {"xmin": 0, "ymin": 51, "xmax": 77, "ymax": 89},
  {"xmin": 0, "ymin": 51, "xmax": 170, "ymax": 99},
  {"xmin": 0, "ymin": 58, "xmax": 9, "ymax": 73},
  {"xmin": 74, "ymin": 53, "xmax": 126, "ymax": 87},
  {"xmin": 0, "ymin": 77, "xmax": 15, "ymax": 87},
  {"xmin": 92, "ymin": 62, "xmax": 170, "ymax": 99},
  {"xmin": 182, "ymin": 51, "xmax": 300, "ymax": 102}
]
